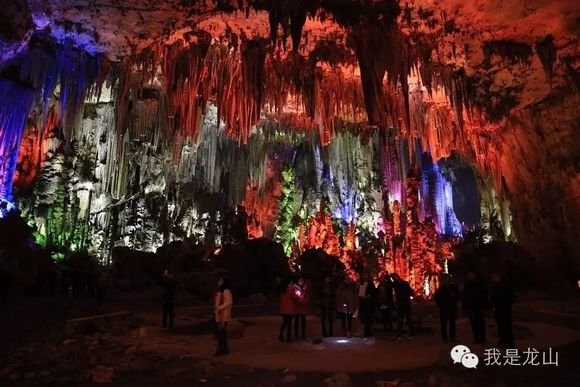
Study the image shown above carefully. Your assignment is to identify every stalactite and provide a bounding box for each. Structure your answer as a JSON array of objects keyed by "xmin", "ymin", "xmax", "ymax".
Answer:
[
  {"xmin": 4, "ymin": 22, "xmax": 482, "ymax": 287},
  {"xmin": 263, "ymin": 52, "xmax": 318, "ymax": 119},
  {"xmin": 535, "ymin": 34, "xmax": 557, "ymax": 88},
  {"xmin": 16, "ymin": 46, "xmax": 58, "ymax": 122},
  {"xmin": 0, "ymin": 79, "xmax": 35, "ymax": 203},
  {"xmin": 420, "ymin": 153, "xmax": 461, "ymax": 236},
  {"xmin": 351, "ymin": 25, "xmax": 389, "ymax": 127},
  {"xmin": 238, "ymin": 38, "xmax": 268, "ymax": 143},
  {"xmin": 351, "ymin": 25, "xmax": 416, "ymax": 132},
  {"xmin": 315, "ymin": 68, "xmax": 366, "ymax": 145},
  {"xmin": 432, "ymin": 64, "xmax": 475, "ymax": 130},
  {"xmin": 478, "ymin": 177, "xmax": 515, "ymax": 243},
  {"xmin": 415, "ymin": 34, "xmax": 436, "ymax": 96},
  {"xmin": 164, "ymin": 34, "xmax": 212, "ymax": 142},
  {"xmin": 483, "ymin": 40, "xmax": 533, "ymax": 68},
  {"xmin": 244, "ymin": 158, "xmax": 282, "ymax": 239},
  {"xmin": 56, "ymin": 48, "xmax": 104, "ymax": 150},
  {"xmin": 14, "ymin": 107, "xmax": 58, "ymax": 191},
  {"xmin": 267, "ymin": 0, "xmax": 312, "ymax": 51}
]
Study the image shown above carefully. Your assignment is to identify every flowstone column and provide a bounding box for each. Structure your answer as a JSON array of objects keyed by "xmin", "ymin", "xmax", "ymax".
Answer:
[{"xmin": 0, "ymin": 79, "xmax": 35, "ymax": 216}]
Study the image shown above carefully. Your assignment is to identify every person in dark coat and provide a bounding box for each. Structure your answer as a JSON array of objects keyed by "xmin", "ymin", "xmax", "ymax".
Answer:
[
  {"xmin": 392, "ymin": 273, "xmax": 415, "ymax": 339},
  {"xmin": 377, "ymin": 273, "xmax": 395, "ymax": 332},
  {"xmin": 320, "ymin": 275, "xmax": 336, "ymax": 337},
  {"xmin": 434, "ymin": 274, "xmax": 460, "ymax": 342},
  {"xmin": 292, "ymin": 276, "xmax": 310, "ymax": 339},
  {"xmin": 336, "ymin": 281, "xmax": 357, "ymax": 337},
  {"xmin": 462, "ymin": 271, "xmax": 487, "ymax": 344},
  {"xmin": 358, "ymin": 272, "xmax": 377, "ymax": 337},
  {"xmin": 161, "ymin": 270, "xmax": 176, "ymax": 328},
  {"xmin": 490, "ymin": 273, "xmax": 515, "ymax": 348}
]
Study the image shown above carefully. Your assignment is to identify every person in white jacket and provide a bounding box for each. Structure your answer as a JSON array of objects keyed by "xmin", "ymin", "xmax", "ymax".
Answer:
[{"xmin": 214, "ymin": 276, "xmax": 233, "ymax": 356}]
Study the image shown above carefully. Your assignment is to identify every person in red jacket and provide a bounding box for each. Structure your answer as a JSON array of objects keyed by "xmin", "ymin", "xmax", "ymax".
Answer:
[
  {"xmin": 279, "ymin": 278, "xmax": 296, "ymax": 342},
  {"xmin": 292, "ymin": 275, "xmax": 310, "ymax": 340}
]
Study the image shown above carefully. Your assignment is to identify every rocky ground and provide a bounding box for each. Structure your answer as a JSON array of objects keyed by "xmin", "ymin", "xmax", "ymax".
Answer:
[{"xmin": 1, "ymin": 291, "xmax": 579, "ymax": 386}]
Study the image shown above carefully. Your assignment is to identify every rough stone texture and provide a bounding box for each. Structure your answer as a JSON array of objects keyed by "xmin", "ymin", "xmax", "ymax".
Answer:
[
  {"xmin": 498, "ymin": 86, "xmax": 580, "ymax": 278},
  {"xmin": 0, "ymin": 0, "xmax": 33, "ymax": 67}
]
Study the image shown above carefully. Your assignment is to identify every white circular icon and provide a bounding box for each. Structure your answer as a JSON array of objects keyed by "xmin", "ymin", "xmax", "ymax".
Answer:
[
  {"xmin": 450, "ymin": 345, "xmax": 471, "ymax": 364},
  {"xmin": 461, "ymin": 352, "xmax": 479, "ymax": 369}
]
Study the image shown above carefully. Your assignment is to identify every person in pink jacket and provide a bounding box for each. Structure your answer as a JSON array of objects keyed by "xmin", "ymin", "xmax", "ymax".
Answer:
[
  {"xmin": 214, "ymin": 276, "xmax": 233, "ymax": 356},
  {"xmin": 279, "ymin": 278, "xmax": 296, "ymax": 342},
  {"xmin": 292, "ymin": 275, "xmax": 310, "ymax": 339}
]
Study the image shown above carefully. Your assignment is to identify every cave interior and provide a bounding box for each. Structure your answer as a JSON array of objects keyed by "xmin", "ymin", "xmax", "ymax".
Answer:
[{"xmin": 0, "ymin": 0, "xmax": 579, "ymax": 290}]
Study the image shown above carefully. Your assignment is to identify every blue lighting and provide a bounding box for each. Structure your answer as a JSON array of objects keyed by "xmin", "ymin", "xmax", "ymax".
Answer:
[
  {"xmin": 0, "ymin": 79, "xmax": 35, "ymax": 202},
  {"xmin": 420, "ymin": 153, "xmax": 462, "ymax": 237}
]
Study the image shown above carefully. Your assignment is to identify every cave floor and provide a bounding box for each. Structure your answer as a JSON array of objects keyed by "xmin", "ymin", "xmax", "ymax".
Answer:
[{"xmin": 1, "ymin": 291, "xmax": 579, "ymax": 386}]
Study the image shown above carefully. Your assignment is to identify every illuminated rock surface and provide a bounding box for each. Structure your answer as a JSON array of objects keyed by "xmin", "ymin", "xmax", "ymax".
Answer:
[{"xmin": 0, "ymin": 0, "xmax": 578, "ymax": 280}]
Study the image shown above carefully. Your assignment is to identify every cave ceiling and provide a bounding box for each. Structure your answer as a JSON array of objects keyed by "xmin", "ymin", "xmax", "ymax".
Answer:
[{"xmin": 2, "ymin": 0, "xmax": 578, "ymax": 112}]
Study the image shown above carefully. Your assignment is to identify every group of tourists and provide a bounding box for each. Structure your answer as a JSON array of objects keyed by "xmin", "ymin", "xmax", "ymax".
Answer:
[
  {"xmin": 278, "ymin": 272, "xmax": 417, "ymax": 342},
  {"xmin": 277, "ymin": 269, "xmax": 515, "ymax": 348},
  {"xmin": 160, "ymin": 267, "xmax": 515, "ymax": 358},
  {"xmin": 435, "ymin": 271, "xmax": 516, "ymax": 348}
]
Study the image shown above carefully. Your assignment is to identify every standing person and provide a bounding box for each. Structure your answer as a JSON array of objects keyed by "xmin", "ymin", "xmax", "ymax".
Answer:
[
  {"xmin": 490, "ymin": 273, "xmax": 515, "ymax": 348},
  {"xmin": 392, "ymin": 273, "xmax": 415, "ymax": 340},
  {"xmin": 336, "ymin": 281, "xmax": 357, "ymax": 337},
  {"xmin": 320, "ymin": 275, "xmax": 336, "ymax": 337},
  {"xmin": 378, "ymin": 273, "xmax": 395, "ymax": 332},
  {"xmin": 278, "ymin": 278, "xmax": 296, "ymax": 342},
  {"xmin": 462, "ymin": 271, "xmax": 488, "ymax": 344},
  {"xmin": 214, "ymin": 276, "xmax": 233, "ymax": 356},
  {"xmin": 358, "ymin": 272, "xmax": 377, "ymax": 338},
  {"xmin": 161, "ymin": 270, "xmax": 176, "ymax": 328},
  {"xmin": 293, "ymin": 276, "xmax": 310, "ymax": 340},
  {"xmin": 434, "ymin": 274, "xmax": 460, "ymax": 342}
]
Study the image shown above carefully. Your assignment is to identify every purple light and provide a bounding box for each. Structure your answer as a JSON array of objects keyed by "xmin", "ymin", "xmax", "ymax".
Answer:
[
  {"xmin": 420, "ymin": 153, "xmax": 462, "ymax": 237},
  {"xmin": 0, "ymin": 79, "xmax": 35, "ymax": 202}
]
